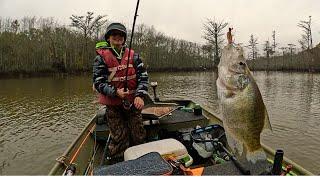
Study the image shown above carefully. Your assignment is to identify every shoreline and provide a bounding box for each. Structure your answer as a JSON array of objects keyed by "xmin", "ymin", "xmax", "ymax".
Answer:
[
  {"xmin": 0, "ymin": 67, "xmax": 216, "ymax": 79},
  {"xmin": 1, "ymin": 67, "xmax": 320, "ymax": 79}
]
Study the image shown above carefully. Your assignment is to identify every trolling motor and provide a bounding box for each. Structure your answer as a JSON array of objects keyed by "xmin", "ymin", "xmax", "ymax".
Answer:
[{"xmin": 150, "ymin": 82, "xmax": 160, "ymax": 102}]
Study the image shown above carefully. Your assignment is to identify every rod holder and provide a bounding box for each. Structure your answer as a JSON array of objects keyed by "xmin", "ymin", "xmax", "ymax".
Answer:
[
  {"xmin": 150, "ymin": 82, "xmax": 159, "ymax": 102},
  {"xmin": 272, "ymin": 149, "xmax": 284, "ymax": 175}
]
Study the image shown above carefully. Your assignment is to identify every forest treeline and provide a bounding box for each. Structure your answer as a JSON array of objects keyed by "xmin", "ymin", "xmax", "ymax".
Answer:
[
  {"xmin": 0, "ymin": 16, "xmax": 213, "ymax": 76},
  {"xmin": 248, "ymin": 45, "xmax": 320, "ymax": 72},
  {"xmin": 132, "ymin": 24, "xmax": 213, "ymax": 71},
  {"xmin": 1, "ymin": 14, "xmax": 319, "ymax": 77}
]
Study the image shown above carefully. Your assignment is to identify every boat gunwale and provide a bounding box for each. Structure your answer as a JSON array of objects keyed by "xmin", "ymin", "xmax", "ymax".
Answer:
[
  {"xmin": 48, "ymin": 99, "xmax": 314, "ymax": 175},
  {"xmin": 48, "ymin": 114, "xmax": 97, "ymax": 175}
]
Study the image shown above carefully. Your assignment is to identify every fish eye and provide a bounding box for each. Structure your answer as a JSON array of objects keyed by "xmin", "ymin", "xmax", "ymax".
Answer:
[{"xmin": 239, "ymin": 62, "xmax": 245, "ymax": 65}]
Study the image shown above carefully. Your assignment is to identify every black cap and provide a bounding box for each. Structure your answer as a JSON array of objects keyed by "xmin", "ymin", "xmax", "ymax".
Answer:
[{"xmin": 105, "ymin": 22, "xmax": 127, "ymax": 43}]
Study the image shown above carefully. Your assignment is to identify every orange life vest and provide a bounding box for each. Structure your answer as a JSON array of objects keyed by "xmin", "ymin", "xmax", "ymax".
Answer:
[{"xmin": 97, "ymin": 48, "xmax": 137, "ymax": 105}]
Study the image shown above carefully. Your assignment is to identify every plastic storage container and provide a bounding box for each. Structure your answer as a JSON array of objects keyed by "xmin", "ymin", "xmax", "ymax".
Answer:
[{"xmin": 124, "ymin": 138, "xmax": 193, "ymax": 167}]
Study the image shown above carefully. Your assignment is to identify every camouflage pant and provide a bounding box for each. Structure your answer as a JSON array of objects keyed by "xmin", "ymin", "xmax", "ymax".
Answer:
[{"xmin": 106, "ymin": 105, "xmax": 146, "ymax": 159}]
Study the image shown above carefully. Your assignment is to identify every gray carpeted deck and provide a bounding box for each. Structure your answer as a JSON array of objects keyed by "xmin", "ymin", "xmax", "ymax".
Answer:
[
  {"xmin": 203, "ymin": 161, "xmax": 242, "ymax": 175},
  {"xmin": 160, "ymin": 110, "xmax": 206, "ymax": 124},
  {"xmin": 203, "ymin": 160, "xmax": 273, "ymax": 175}
]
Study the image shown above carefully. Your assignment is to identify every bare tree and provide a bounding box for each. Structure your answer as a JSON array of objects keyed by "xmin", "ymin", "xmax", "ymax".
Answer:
[
  {"xmin": 10, "ymin": 20, "xmax": 20, "ymax": 34},
  {"xmin": 298, "ymin": 39, "xmax": 307, "ymax": 50},
  {"xmin": 3, "ymin": 18, "xmax": 11, "ymax": 32},
  {"xmin": 246, "ymin": 34, "xmax": 259, "ymax": 60},
  {"xmin": 288, "ymin": 44, "xmax": 296, "ymax": 53},
  {"xmin": 0, "ymin": 18, "xmax": 2, "ymax": 32},
  {"xmin": 37, "ymin": 17, "xmax": 57, "ymax": 30},
  {"xmin": 202, "ymin": 18, "xmax": 228, "ymax": 67},
  {"xmin": 263, "ymin": 40, "xmax": 273, "ymax": 58},
  {"xmin": 271, "ymin": 30, "xmax": 278, "ymax": 55},
  {"xmin": 287, "ymin": 43, "xmax": 296, "ymax": 61},
  {"xmin": 287, "ymin": 43, "xmax": 296, "ymax": 69},
  {"xmin": 70, "ymin": 11, "xmax": 108, "ymax": 63},
  {"xmin": 27, "ymin": 16, "xmax": 36, "ymax": 31},
  {"xmin": 70, "ymin": 12, "xmax": 107, "ymax": 39},
  {"xmin": 279, "ymin": 47, "xmax": 288, "ymax": 56},
  {"xmin": 20, "ymin": 17, "xmax": 32, "ymax": 32},
  {"xmin": 298, "ymin": 16, "xmax": 312, "ymax": 50}
]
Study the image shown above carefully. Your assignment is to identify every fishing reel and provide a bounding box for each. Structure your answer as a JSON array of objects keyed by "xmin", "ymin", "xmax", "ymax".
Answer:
[
  {"xmin": 190, "ymin": 125, "xmax": 227, "ymax": 159},
  {"xmin": 122, "ymin": 99, "xmax": 132, "ymax": 110}
]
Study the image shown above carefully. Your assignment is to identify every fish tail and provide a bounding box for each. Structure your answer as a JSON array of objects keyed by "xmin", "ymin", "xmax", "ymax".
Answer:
[{"xmin": 246, "ymin": 148, "xmax": 267, "ymax": 164}]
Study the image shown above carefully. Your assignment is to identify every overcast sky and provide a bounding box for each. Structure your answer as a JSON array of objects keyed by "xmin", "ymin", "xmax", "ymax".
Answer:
[{"xmin": 1, "ymin": 0, "xmax": 320, "ymax": 51}]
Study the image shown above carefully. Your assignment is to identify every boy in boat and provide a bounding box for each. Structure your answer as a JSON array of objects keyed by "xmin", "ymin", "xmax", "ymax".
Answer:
[{"xmin": 93, "ymin": 22, "xmax": 148, "ymax": 163}]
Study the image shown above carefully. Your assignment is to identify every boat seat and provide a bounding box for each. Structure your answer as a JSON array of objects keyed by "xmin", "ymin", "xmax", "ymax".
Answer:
[
  {"xmin": 94, "ymin": 152, "xmax": 172, "ymax": 175},
  {"xmin": 124, "ymin": 138, "xmax": 193, "ymax": 167}
]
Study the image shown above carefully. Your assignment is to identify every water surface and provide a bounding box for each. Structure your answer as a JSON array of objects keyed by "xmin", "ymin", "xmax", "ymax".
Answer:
[{"xmin": 0, "ymin": 71, "xmax": 319, "ymax": 175}]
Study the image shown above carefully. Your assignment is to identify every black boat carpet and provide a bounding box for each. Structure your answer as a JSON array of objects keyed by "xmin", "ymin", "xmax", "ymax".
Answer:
[
  {"xmin": 160, "ymin": 110, "xmax": 206, "ymax": 124},
  {"xmin": 202, "ymin": 161, "xmax": 242, "ymax": 175},
  {"xmin": 202, "ymin": 160, "xmax": 272, "ymax": 175},
  {"xmin": 94, "ymin": 152, "xmax": 173, "ymax": 175}
]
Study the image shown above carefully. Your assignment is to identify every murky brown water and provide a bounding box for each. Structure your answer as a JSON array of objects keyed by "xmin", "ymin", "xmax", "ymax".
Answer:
[{"xmin": 0, "ymin": 71, "xmax": 319, "ymax": 175}]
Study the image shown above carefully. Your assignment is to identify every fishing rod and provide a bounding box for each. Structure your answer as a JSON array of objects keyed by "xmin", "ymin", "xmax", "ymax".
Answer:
[
  {"xmin": 191, "ymin": 130, "xmax": 250, "ymax": 175},
  {"xmin": 217, "ymin": 141, "xmax": 251, "ymax": 175},
  {"xmin": 100, "ymin": 134, "xmax": 111, "ymax": 166},
  {"xmin": 124, "ymin": 0, "xmax": 140, "ymax": 91},
  {"xmin": 123, "ymin": 0, "xmax": 140, "ymax": 109}
]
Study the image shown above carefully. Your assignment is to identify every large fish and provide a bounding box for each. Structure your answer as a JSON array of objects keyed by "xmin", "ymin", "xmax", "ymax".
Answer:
[{"xmin": 216, "ymin": 44, "xmax": 272, "ymax": 167}]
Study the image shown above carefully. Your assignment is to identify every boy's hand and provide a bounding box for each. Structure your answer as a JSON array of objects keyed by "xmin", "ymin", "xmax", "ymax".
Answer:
[
  {"xmin": 134, "ymin": 97, "xmax": 144, "ymax": 110},
  {"xmin": 116, "ymin": 88, "xmax": 129, "ymax": 99}
]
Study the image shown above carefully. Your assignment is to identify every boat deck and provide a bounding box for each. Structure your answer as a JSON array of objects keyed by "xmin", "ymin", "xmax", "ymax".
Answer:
[
  {"xmin": 48, "ymin": 99, "xmax": 313, "ymax": 176},
  {"xmin": 93, "ymin": 102, "xmax": 273, "ymax": 175}
]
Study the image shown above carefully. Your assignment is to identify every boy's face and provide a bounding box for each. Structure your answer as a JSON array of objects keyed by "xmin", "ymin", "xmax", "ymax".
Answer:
[{"xmin": 109, "ymin": 30, "xmax": 125, "ymax": 48}]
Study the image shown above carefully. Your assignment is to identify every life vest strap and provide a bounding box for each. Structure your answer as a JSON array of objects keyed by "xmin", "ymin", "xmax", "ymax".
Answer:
[
  {"xmin": 110, "ymin": 74, "xmax": 136, "ymax": 82},
  {"xmin": 108, "ymin": 64, "xmax": 134, "ymax": 82},
  {"xmin": 108, "ymin": 64, "xmax": 133, "ymax": 72}
]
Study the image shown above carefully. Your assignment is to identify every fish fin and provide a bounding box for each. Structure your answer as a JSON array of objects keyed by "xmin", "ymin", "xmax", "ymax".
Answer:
[
  {"xmin": 263, "ymin": 106, "xmax": 273, "ymax": 131},
  {"xmin": 225, "ymin": 129, "xmax": 244, "ymax": 156},
  {"xmin": 246, "ymin": 148, "xmax": 267, "ymax": 164}
]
